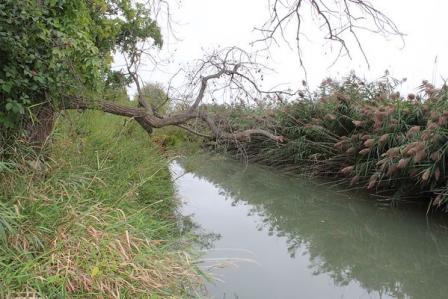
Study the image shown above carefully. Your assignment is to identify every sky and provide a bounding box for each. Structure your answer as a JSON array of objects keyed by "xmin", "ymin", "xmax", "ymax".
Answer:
[{"xmin": 118, "ymin": 0, "xmax": 448, "ymax": 99}]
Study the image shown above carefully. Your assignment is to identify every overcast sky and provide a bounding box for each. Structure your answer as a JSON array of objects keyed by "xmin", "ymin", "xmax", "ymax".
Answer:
[{"xmin": 121, "ymin": 0, "xmax": 448, "ymax": 97}]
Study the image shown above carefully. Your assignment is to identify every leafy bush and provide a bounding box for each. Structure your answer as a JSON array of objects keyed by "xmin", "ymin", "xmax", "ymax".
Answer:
[{"xmin": 0, "ymin": 0, "xmax": 161, "ymax": 139}]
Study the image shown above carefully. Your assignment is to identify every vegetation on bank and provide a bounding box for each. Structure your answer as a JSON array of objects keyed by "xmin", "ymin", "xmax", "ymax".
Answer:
[
  {"xmin": 0, "ymin": 111, "xmax": 200, "ymax": 298},
  {"xmin": 0, "ymin": 0, "xmax": 162, "ymax": 144},
  {"xmin": 3, "ymin": 0, "xmax": 437, "ymax": 296},
  {"xmin": 208, "ymin": 74, "xmax": 448, "ymax": 210}
]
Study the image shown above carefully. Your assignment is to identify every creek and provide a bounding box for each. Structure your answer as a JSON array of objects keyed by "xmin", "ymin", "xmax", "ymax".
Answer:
[{"xmin": 171, "ymin": 154, "xmax": 448, "ymax": 299}]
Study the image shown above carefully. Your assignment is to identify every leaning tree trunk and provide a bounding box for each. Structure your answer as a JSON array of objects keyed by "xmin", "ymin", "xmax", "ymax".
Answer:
[
  {"xmin": 63, "ymin": 97, "xmax": 285, "ymax": 143},
  {"xmin": 27, "ymin": 101, "xmax": 55, "ymax": 147}
]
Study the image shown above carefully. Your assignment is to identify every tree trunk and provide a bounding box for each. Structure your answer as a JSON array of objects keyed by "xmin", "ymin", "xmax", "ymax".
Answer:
[
  {"xmin": 63, "ymin": 97, "xmax": 284, "ymax": 143},
  {"xmin": 27, "ymin": 102, "xmax": 55, "ymax": 147}
]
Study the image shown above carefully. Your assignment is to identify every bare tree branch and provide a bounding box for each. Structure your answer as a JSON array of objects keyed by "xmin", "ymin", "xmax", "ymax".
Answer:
[
  {"xmin": 175, "ymin": 124, "xmax": 212, "ymax": 139},
  {"xmin": 63, "ymin": 97, "xmax": 284, "ymax": 142},
  {"xmin": 63, "ymin": 47, "xmax": 289, "ymax": 143},
  {"xmin": 254, "ymin": 0, "xmax": 404, "ymax": 69}
]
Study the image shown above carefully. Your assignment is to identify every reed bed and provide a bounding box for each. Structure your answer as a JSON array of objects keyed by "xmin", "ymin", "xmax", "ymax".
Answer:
[{"xmin": 211, "ymin": 74, "xmax": 448, "ymax": 210}]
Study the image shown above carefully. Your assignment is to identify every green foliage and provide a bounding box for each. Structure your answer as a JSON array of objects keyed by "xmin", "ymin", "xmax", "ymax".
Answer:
[
  {"xmin": 0, "ymin": 111, "xmax": 200, "ymax": 297},
  {"xmin": 0, "ymin": 0, "xmax": 162, "ymax": 135},
  {"xmin": 140, "ymin": 82, "xmax": 170, "ymax": 114},
  {"xmin": 153, "ymin": 125, "xmax": 205, "ymax": 154}
]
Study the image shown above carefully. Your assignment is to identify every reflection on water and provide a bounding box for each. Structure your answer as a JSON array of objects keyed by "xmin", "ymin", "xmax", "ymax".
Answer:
[{"xmin": 172, "ymin": 154, "xmax": 448, "ymax": 299}]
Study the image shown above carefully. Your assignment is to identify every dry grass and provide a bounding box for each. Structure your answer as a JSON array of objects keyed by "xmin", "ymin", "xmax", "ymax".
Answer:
[
  {"xmin": 45, "ymin": 204, "xmax": 198, "ymax": 297},
  {"xmin": 0, "ymin": 111, "xmax": 202, "ymax": 298}
]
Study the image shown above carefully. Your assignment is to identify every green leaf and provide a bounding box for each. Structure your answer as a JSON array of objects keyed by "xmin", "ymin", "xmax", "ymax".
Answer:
[
  {"xmin": 1, "ymin": 83, "xmax": 11, "ymax": 93},
  {"xmin": 5, "ymin": 103, "xmax": 13, "ymax": 111}
]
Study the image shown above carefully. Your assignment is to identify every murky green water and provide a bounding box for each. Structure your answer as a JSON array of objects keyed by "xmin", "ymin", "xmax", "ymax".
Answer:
[{"xmin": 172, "ymin": 154, "xmax": 448, "ymax": 299}]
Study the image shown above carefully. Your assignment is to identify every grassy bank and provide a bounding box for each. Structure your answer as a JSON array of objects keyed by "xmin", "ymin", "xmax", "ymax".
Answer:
[
  {"xmin": 0, "ymin": 111, "xmax": 200, "ymax": 298},
  {"xmin": 209, "ymin": 75, "xmax": 448, "ymax": 211}
]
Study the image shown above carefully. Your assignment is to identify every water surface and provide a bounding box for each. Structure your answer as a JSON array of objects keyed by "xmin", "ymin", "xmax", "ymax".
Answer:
[{"xmin": 172, "ymin": 155, "xmax": 448, "ymax": 299}]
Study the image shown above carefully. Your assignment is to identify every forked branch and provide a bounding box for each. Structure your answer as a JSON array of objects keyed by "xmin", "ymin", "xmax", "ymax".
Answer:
[
  {"xmin": 64, "ymin": 48, "xmax": 287, "ymax": 143},
  {"xmin": 255, "ymin": 0, "xmax": 403, "ymax": 68}
]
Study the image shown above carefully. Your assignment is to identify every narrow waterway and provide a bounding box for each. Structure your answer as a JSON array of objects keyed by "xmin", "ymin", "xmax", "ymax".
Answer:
[{"xmin": 172, "ymin": 154, "xmax": 448, "ymax": 299}]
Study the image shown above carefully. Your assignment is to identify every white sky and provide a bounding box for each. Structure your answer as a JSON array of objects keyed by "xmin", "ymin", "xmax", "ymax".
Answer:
[{"xmin": 121, "ymin": 0, "xmax": 448, "ymax": 98}]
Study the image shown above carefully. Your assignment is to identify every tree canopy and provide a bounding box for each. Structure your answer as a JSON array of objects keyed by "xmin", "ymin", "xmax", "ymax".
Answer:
[{"xmin": 0, "ymin": 0, "xmax": 161, "ymax": 136}]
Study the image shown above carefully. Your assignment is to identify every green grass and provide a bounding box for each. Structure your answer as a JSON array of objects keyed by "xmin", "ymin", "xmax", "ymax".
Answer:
[{"xmin": 0, "ymin": 111, "xmax": 200, "ymax": 298}]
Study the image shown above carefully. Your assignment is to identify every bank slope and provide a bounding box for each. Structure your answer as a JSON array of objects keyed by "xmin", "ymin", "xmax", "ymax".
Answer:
[{"xmin": 0, "ymin": 111, "xmax": 200, "ymax": 298}]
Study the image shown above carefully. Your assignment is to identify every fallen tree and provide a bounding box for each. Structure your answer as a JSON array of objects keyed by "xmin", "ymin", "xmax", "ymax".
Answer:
[
  {"xmin": 62, "ymin": 48, "xmax": 286, "ymax": 143},
  {"xmin": 0, "ymin": 0, "xmax": 401, "ymax": 149}
]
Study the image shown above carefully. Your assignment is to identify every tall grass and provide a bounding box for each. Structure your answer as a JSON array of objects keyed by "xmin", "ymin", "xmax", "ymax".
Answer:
[
  {"xmin": 211, "ymin": 74, "xmax": 448, "ymax": 211},
  {"xmin": 0, "ymin": 111, "xmax": 200, "ymax": 298}
]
